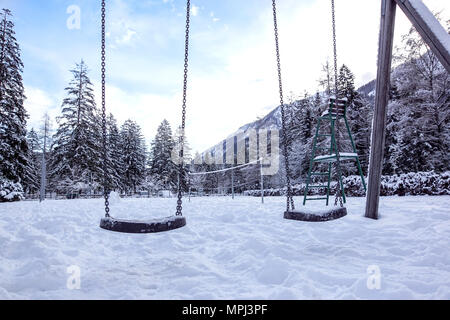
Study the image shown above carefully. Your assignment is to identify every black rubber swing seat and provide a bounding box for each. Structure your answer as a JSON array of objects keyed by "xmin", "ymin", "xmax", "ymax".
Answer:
[
  {"xmin": 284, "ymin": 207, "xmax": 347, "ymax": 222},
  {"xmin": 100, "ymin": 215, "xmax": 186, "ymax": 234}
]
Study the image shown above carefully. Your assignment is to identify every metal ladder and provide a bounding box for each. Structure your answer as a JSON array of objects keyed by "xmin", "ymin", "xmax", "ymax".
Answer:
[{"xmin": 303, "ymin": 97, "xmax": 367, "ymax": 206}]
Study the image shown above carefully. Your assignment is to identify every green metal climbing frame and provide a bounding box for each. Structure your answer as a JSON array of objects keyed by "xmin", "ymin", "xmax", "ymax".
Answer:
[{"xmin": 303, "ymin": 97, "xmax": 367, "ymax": 206}]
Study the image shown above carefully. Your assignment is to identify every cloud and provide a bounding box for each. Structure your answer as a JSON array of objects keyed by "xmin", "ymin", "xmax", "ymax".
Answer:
[
  {"xmin": 115, "ymin": 28, "xmax": 137, "ymax": 45},
  {"xmin": 191, "ymin": 5, "xmax": 199, "ymax": 17},
  {"xmin": 92, "ymin": 81, "xmax": 181, "ymax": 147},
  {"xmin": 24, "ymin": 86, "xmax": 60, "ymax": 131}
]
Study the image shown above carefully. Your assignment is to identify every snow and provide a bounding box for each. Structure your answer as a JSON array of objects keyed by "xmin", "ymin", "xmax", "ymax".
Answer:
[
  {"xmin": 102, "ymin": 215, "xmax": 181, "ymax": 224},
  {"xmin": 329, "ymin": 96, "xmax": 348, "ymax": 101},
  {"xmin": 108, "ymin": 191, "xmax": 121, "ymax": 206},
  {"xmin": 290, "ymin": 207, "xmax": 343, "ymax": 217},
  {"xmin": 0, "ymin": 195, "xmax": 449, "ymax": 299},
  {"xmin": 409, "ymin": 0, "xmax": 450, "ymax": 57},
  {"xmin": 314, "ymin": 153, "xmax": 358, "ymax": 161}
]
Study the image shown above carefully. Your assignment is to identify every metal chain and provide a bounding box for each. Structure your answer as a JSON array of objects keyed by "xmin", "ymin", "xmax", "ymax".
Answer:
[
  {"xmin": 331, "ymin": 0, "xmax": 344, "ymax": 208},
  {"xmin": 101, "ymin": 0, "xmax": 110, "ymax": 217},
  {"xmin": 176, "ymin": 0, "xmax": 191, "ymax": 216},
  {"xmin": 272, "ymin": 0, "xmax": 295, "ymax": 212}
]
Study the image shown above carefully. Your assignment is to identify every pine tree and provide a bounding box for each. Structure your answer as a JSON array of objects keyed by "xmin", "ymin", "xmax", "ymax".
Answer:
[
  {"xmin": 386, "ymin": 20, "xmax": 450, "ymax": 173},
  {"xmin": 188, "ymin": 152, "xmax": 205, "ymax": 194},
  {"xmin": 120, "ymin": 119, "xmax": 146, "ymax": 193},
  {"xmin": 348, "ymin": 95, "xmax": 372, "ymax": 174},
  {"xmin": 0, "ymin": 9, "xmax": 28, "ymax": 199},
  {"xmin": 337, "ymin": 64, "xmax": 357, "ymax": 103},
  {"xmin": 106, "ymin": 113, "xmax": 123, "ymax": 191},
  {"xmin": 48, "ymin": 61, "xmax": 102, "ymax": 194},
  {"xmin": 173, "ymin": 125, "xmax": 192, "ymax": 192},
  {"xmin": 149, "ymin": 119, "xmax": 177, "ymax": 190},
  {"xmin": 38, "ymin": 113, "xmax": 52, "ymax": 201},
  {"xmin": 318, "ymin": 60, "xmax": 332, "ymax": 96},
  {"xmin": 23, "ymin": 128, "xmax": 40, "ymax": 194},
  {"xmin": 336, "ymin": 64, "xmax": 372, "ymax": 175},
  {"xmin": 288, "ymin": 94, "xmax": 312, "ymax": 180}
]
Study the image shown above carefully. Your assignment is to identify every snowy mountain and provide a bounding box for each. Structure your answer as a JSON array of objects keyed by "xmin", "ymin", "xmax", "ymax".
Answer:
[
  {"xmin": 201, "ymin": 80, "xmax": 375, "ymax": 156},
  {"xmin": 236, "ymin": 105, "xmax": 283, "ymax": 134},
  {"xmin": 357, "ymin": 80, "xmax": 376, "ymax": 99}
]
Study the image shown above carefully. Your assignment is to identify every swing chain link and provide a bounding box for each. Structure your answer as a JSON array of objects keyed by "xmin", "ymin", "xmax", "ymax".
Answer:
[
  {"xmin": 101, "ymin": 0, "xmax": 110, "ymax": 217},
  {"xmin": 331, "ymin": 0, "xmax": 344, "ymax": 208},
  {"xmin": 176, "ymin": 0, "xmax": 191, "ymax": 216},
  {"xmin": 272, "ymin": 0, "xmax": 295, "ymax": 212}
]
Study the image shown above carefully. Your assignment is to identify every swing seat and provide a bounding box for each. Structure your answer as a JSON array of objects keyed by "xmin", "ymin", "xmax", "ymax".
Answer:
[
  {"xmin": 284, "ymin": 207, "xmax": 347, "ymax": 222},
  {"xmin": 100, "ymin": 215, "xmax": 186, "ymax": 234}
]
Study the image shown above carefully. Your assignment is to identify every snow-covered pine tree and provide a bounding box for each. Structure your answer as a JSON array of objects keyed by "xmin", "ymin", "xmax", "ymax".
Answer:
[
  {"xmin": 173, "ymin": 125, "xmax": 192, "ymax": 192},
  {"xmin": 337, "ymin": 65, "xmax": 373, "ymax": 175},
  {"xmin": 187, "ymin": 151, "xmax": 205, "ymax": 193},
  {"xmin": 288, "ymin": 93, "xmax": 313, "ymax": 180},
  {"xmin": 119, "ymin": 119, "xmax": 146, "ymax": 193},
  {"xmin": 23, "ymin": 128, "xmax": 41, "ymax": 194},
  {"xmin": 277, "ymin": 96, "xmax": 300, "ymax": 182},
  {"xmin": 349, "ymin": 95, "xmax": 372, "ymax": 175},
  {"xmin": 38, "ymin": 113, "xmax": 52, "ymax": 201},
  {"xmin": 149, "ymin": 119, "xmax": 177, "ymax": 191},
  {"xmin": 106, "ymin": 113, "xmax": 123, "ymax": 191},
  {"xmin": 318, "ymin": 60, "xmax": 332, "ymax": 97},
  {"xmin": 300, "ymin": 93, "xmax": 319, "ymax": 177},
  {"xmin": 0, "ymin": 9, "xmax": 28, "ymax": 201},
  {"xmin": 48, "ymin": 60, "xmax": 102, "ymax": 194},
  {"xmin": 387, "ymin": 19, "xmax": 450, "ymax": 174},
  {"xmin": 337, "ymin": 64, "xmax": 357, "ymax": 103}
]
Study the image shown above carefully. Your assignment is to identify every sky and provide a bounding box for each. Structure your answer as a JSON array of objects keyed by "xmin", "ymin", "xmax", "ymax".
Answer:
[{"xmin": 1, "ymin": 0, "xmax": 449, "ymax": 153}]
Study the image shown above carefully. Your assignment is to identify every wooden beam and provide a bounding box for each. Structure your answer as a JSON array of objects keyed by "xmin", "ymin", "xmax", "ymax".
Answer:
[
  {"xmin": 394, "ymin": 0, "xmax": 450, "ymax": 72},
  {"xmin": 365, "ymin": 0, "xmax": 397, "ymax": 220}
]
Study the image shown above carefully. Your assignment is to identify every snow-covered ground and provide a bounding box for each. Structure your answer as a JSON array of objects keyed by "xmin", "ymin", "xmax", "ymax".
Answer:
[{"xmin": 0, "ymin": 195, "xmax": 449, "ymax": 299}]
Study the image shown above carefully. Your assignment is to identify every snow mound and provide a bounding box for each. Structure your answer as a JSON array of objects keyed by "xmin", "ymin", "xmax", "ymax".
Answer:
[{"xmin": 108, "ymin": 192, "xmax": 122, "ymax": 206}]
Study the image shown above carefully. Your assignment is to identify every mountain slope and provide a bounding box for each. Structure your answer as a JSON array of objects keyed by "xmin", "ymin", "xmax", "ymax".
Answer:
[{"xmin": 202, "ymin": 80, "xmax": 375, "ymax": 155}]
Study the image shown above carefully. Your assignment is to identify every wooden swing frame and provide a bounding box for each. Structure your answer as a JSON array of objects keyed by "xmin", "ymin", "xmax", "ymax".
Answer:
[{"xmin": 366, "ymin": 0, "xmax": 450, "ymax": 220}]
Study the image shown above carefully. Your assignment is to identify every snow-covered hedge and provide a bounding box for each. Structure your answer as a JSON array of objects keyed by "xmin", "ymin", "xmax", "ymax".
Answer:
[
  {"xmin": 244, "ymin": 171, "xmax": 450, "ymax": 197},
  {"xmin": 379, "ymin": 171, "xmax": 450, "ymax": 196},
  {"xmin": 0, "ymin": 177, "xmax": 24, "ymax": 202}
]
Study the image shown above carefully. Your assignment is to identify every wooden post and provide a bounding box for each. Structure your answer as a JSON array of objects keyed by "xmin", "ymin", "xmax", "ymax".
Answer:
[{"xmin": 365, "ymin": 0, "xmax": 397, "ymax": 220}]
